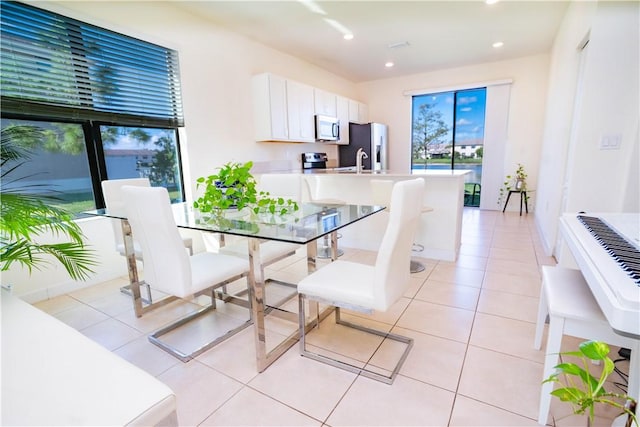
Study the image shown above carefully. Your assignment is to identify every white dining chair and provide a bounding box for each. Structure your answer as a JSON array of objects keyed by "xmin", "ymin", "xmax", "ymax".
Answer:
[
  {"xmin": 102, "ymin": 178, "xmax": 193, "ymax": 303},
  {"xmin": 101, "ymin": 178, "xmax": 193, "ymax": 259},
  {"xmin": 121, "ymin": 185, "xmax": 252, "ymax": 362},
  {"xmin": 297, "ymin": 178, "xmax": 424, "ymax": 384}
]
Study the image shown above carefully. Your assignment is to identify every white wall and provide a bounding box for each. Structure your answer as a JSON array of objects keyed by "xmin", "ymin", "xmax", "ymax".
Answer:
[
  {"xmin": 356, "ymin": 54, "xmax": 550, "ymax": 212},
  {"xmin": 2, "ymin": 217, "xmax": 126, "ymax": 302},
  {"xmin": 564, "ymin": 1, "xmax": 639, "ymax": 213},
  {"xmin": 535, "ymin": 1, "xmax": 639, "ymax": 257}
]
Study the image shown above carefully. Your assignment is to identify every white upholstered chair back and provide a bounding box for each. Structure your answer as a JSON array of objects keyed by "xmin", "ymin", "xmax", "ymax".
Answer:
[
  {"xmin": 373, "ymin": 178, "xmax": 424, "ymax": 310},
  {"xmin": 370, "ymin": 179, "xmax": 394, "ymax": 208},
  {"xmin": 258, "ymin": 174, "xmax": 305, "ymax": 202},
  {"xmin": 121, "ymin": 185, "xmax": 192, "ymax": 298},
  {"xmin": 101, "ymin": 178, "xmax": 150, "ymax": 254},
  {"xmin": 312, "ymin": 175, "xmax": 345, "ymax": 203}
]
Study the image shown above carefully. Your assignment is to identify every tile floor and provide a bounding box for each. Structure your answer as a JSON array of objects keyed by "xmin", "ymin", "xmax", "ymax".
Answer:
[{"xmin": 33, "ymin": 209, "xmax": 632, "ymax": 426}]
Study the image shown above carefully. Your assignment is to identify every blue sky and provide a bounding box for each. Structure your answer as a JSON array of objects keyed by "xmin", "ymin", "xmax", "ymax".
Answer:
[{"xmin": 412, "ymin": 88, "xmax": 486, "ymax": 144}]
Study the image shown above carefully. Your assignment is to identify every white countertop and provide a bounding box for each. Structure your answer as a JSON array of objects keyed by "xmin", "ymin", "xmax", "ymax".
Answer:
[{"xmin": 297, "ymin": 169, "xmax": 471, "ymax": 178}]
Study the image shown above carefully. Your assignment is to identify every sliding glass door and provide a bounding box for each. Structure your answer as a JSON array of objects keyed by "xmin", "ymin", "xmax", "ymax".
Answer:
[{"xmin": 411, "ymin": 88, "xmax": 486, "ymax": 207}]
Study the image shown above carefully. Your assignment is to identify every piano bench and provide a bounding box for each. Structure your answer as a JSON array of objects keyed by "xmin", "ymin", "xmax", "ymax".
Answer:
[{"xmin": 533, "ymin": 266, "xmax": 639, "ymax": 426}]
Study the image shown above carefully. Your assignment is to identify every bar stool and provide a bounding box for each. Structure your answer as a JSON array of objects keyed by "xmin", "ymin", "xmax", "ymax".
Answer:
[
  {"xmin": 409, "ymin": 206, "xmax": 433, "ymax": 273},
  {"xmin": 371, "ymin": 179, "xmax": 431, "ymax": 273},
  {"xmin": 305, "ymin": 176, "xmax": 345, "ymax": 259},
  {"xmin": 534, "ymin": 266, "xmax": 639, "ymax": 426}
]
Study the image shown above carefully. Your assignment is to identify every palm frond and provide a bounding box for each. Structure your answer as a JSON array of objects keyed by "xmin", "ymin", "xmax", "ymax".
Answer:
[{"xmin": 1, "ymin": 124, "xmax": 98, "ymax": 282}]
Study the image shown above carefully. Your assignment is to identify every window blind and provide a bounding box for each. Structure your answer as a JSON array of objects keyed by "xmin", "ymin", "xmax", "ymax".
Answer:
[{"xmin": 0, "ymin": 1, "xmax": 184, "ymax": 127}]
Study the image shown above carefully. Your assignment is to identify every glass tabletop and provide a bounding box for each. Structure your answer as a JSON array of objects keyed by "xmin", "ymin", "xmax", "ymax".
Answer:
[{"xmin": 86, "ymin": 202, "xmax": 385, "ymax": 245}]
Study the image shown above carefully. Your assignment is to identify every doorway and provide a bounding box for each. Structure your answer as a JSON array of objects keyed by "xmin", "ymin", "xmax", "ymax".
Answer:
[{"xmin": 411, "ymin": 88, "xmax": 486, "ymax": 207}]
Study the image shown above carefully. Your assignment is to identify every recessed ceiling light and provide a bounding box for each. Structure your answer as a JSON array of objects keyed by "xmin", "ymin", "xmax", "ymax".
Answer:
[
  {"xmin": 485, "ymin": 0, "xmax": 499, "ymax": 5},
  {"xmin": 492, "ymin": 41, "xmax": 504, "ymax": 48},
  {"xmin": 343, "ymin": 33, "xmax": 354, "ymax": 40},
  {"xmin": 323, "ymin": 18, "xmax": 353, "ymax": 39},
  {"xmin": 385, "ymin": 62, "xmax": 394, "ymax": 68}
]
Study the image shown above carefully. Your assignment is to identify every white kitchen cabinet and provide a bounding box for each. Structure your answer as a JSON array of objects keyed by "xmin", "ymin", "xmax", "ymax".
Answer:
[
  {"xmin": 348, "ymin": 99, "xmax": 360, "ymax": 123},
  {"xmin": 314, "ymin": 88, "xmax": 337, "ymax": 117},
  {"xmin": 253, "ymin": 72, "xmax": 368, "ymax": 143},
  {"xmin": 252, "ymin": 73, "xmax": 289, "ymax": 141},
  {"xmin": 349, "ymin": 99, "xmax": 369, "ymax": 124},
  {"xmin": 287, "ymin": 80, "xmax": 315, "ymax": 142},
  {"xmin": 358, "ymin": 102, "xmax": 369, "ymax": 123},
  {"xmin": 336, "ymin": 95, "xmax": 349, "ymax": 145}
]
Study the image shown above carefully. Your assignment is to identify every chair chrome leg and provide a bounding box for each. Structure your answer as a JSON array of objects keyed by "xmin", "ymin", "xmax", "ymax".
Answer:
[
  {"xmin": 119, "ymin": 281, "xmax": 153, "ymax": 305},
  {"xmin": 148, "ymin": 303, "xmax": 253, "ymax": 362},
  {"xmin": 298, "ymin": 294, "xmax": 413, "ymax": 384},
  {"xmin": 149, "ymin": 273, "xmax": 252, "ymax": 362}
]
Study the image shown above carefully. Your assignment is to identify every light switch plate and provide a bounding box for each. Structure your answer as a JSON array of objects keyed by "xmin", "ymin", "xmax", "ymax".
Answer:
[{"xmin": 599, "ymin": 134, "xmax": 622, "ymax": 150}]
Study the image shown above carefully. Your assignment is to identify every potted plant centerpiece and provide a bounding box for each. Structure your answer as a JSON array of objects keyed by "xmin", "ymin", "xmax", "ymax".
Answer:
[
  {"xmin": 543, "ymin": 340, "xmax": 638, "ymax": 427},
  {"xmin": 194, "ymin": 161, "xmax": 259, "ymax": 213},
  {"xmin": 193, "ymin": 161, "xmax": 299, "ymax": 223}
]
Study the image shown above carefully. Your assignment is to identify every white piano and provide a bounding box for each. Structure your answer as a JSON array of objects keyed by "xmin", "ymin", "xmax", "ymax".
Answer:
[{"xmin": 560, "ymin": 213, "xmax": 640, "ymax": 338}]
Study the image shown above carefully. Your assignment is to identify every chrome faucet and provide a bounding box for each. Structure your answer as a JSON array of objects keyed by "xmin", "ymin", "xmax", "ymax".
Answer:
[{"xmin": 356, "ymin": 148, "xmax": 368, "ymax": 174}]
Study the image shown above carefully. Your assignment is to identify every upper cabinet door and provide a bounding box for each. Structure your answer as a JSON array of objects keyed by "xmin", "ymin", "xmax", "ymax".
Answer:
[
  {"xmin": 253, "ymin": 73, "xmax": 369, "ymax": 144},
  {"xmin": 358, "ymin": 102, "xmax": 369, "ymax": 124},
  {"xmin": 336, "ymin": 95, "xmax": 349, "ymax": 145},
  {"xmin": 253, "ymin": 73, "xmax": 288, "ymax": 141},
  {"xmin": 287, "ymin": 80, "xmax": 315, "ymax": 142},
  {"xmin": 349, "ymin": 99, "xmax": 369, "ymax": 124},
  {"xmin": 314, "ymin": 89, "xmax": 337, "ymax": 117},
  {"xmin": 348, "ymin": 99, "xmax": 360, "ymax": 123}
]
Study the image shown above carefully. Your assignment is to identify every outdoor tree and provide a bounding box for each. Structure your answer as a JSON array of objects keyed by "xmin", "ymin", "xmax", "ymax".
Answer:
[
  {"xmin": 412, "ymin": 103, "xmax": 450, "ymax": 165},
  {"xmin": 150, "ymin": 132, "xmax": 178, "ymax": 188},
  {"xmin": 475, "ymin": 146, "xmax": 483, "ymax": 159}
]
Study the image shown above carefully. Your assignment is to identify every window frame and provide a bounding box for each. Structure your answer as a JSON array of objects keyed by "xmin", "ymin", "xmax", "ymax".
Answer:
[
  {"xmin": 1, "ymin": 112, "xmax": 186, "ymax": 214},
  {"xmin": 0, "ymin": 1, "xmax": 186, "ymax": 214}
]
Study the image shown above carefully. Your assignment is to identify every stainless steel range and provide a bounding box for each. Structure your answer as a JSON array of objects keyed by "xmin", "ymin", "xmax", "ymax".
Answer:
[{"xmin": 301, "ymin": 152, "xmax": 327, "ymax": 173}]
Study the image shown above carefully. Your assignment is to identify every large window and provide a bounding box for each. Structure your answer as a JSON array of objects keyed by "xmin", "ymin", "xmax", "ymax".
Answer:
[
  {"xmin": 411, "ymin": 88, "xmax": 486, "ymax": 206},
  {"xmin": 0, "ymin": 1, "xmax": 185, "ymax": 214}
]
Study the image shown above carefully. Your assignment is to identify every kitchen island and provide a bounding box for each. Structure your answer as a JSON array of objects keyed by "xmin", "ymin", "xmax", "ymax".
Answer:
[{"xmin": 258, "ymin": 170, "xmax": 470, "ymax": 261}]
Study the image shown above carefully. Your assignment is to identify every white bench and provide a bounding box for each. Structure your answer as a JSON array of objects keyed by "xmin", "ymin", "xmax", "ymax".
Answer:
[
  {"xmin": 1, "ymin": 292, "xmax": 177, "ymax": 426},
  {"xmin": 534, "ymin": 266, "xmax": 639, "ymax": 426}
]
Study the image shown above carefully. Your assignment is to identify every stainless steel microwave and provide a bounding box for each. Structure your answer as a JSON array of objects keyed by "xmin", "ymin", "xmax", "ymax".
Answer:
[{"xmin": 314, "ymin": 115, "xmax": 340, "ymax": 141}]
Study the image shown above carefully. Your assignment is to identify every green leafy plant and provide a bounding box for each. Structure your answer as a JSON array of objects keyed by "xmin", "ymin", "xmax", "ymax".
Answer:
[
  {"xmin": 543, "ymin": 340, "xmax": 637, "ymax": 426},
  {"xmin": 193, "ymin": 161, "xmax": 299, "ymax": 216},
  {"xmin": 498, "ymin": 163, "xmax": 528, "ymax": 206},
  {"xmin": 1, "ymin": 125, "xmax": 97, "ymax": 281},
  {"xmin": 194, "ymin": 161, "xmax": 258, "ymax": 212},
  {"xmin": 253, "ymin": 191, "xmax": 299, "ymax": 216}
]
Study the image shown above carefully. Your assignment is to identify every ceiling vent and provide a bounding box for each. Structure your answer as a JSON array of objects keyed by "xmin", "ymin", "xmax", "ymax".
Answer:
[{"xmin": 388, "ymin": 41, "xmax": 410, "ymax": 49}]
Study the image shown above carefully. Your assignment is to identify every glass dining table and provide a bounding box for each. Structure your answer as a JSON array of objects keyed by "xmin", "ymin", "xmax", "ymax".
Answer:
[{"xmin": 85, "ymin": 201, "xmax": 385, "ymax": 372}]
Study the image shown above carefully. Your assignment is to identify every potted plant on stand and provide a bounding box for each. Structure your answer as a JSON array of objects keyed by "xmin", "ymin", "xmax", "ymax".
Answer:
[
  {"xmin": 497, "ymin": 163, "xmax": 528, "ymax": 207},
  {"xmin": 543, "ymin": 340, "xmax": 638, "ymax": 427}
]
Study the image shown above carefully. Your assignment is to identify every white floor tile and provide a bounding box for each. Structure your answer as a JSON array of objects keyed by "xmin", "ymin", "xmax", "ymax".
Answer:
[{"xmin": 28, "ymin": 209, "xmax": 585, "ymax": 426}]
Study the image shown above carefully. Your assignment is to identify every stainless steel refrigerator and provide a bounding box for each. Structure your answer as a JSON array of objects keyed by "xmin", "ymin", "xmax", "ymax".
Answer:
[{"xmin": 338, "ymin": 123, "xmax": 389, "ymax": 171}]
